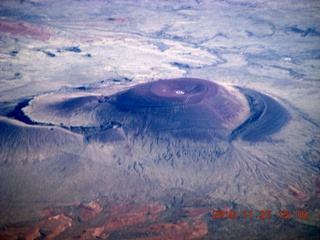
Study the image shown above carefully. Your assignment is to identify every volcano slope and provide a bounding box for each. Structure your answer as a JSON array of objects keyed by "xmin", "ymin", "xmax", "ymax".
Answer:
[{"xmin": 1, "ymin": 78, "xmax": 319, "ymax": 239}]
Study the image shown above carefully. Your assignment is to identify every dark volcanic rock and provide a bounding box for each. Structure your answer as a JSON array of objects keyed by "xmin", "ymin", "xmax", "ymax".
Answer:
[{"xmin": 99, "ymin": 78, "xmax": 248, "ymax": 143}]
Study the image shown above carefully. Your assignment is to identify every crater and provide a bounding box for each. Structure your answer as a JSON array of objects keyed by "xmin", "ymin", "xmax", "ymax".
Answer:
[{"xmin": 20, "ymin": 78, "xmax": 289, "ymax": 144}]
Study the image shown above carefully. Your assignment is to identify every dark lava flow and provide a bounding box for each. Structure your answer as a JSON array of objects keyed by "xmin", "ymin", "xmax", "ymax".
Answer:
[
  {"xmin": 229, "ymin": 87, "xmax": 290, "ymax": 142},
  {"xmin": 6, "ymin": 99, "xmax": 35, "ymax": 125}
]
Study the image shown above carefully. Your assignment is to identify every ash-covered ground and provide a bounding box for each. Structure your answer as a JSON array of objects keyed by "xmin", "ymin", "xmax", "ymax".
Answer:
[{"xmin": 0, "ymin": 0, "xmax": 319, "ymax": 239}]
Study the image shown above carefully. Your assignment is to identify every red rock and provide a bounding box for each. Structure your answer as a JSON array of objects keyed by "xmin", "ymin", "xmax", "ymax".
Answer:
[
  {"xmin": 0, "ymin": 20, "xmax": 52, "ymax": 41},
  {"xmin": 80, "ymin": 226, "xmax": 108, "ymax": 239},
  {"xmin": 42, "ymin": 207, "xmax": 55, "ymax": 218},
  {"xmin": 80, "ymin": 203, "xmax": 166, "ymax": 239},
  {"xmin": 180, "ymin": 207, "xmax": 212, "ymax": 218},
  {"xmin": 0, "ymin": 207, "xmax": 74, "ymax": 240},
  {"xmin": 40, "ymin": 214, "xmax": 72, "ymax": 239},
  {"xmin": 136, "ymin": 219, "xmax": 208, "ymax": 240},
  {"xmin": 288, "ymin": 185, "xmax": 309, "ymax": 201},
  {"xmin": 0, "ymin": 225, "xmax": 41, "ymax": 240},
  {"xmin": 78, "ymin": 201, "xmax": 102, "ymax": 221}
]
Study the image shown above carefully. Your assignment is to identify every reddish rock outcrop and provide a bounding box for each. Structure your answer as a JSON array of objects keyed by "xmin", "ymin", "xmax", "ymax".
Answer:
[
  {"xmin": 288, "ymin": 185, "xmax": 309, "ymax": 201},
  {"xmin": 39, "ymin": 214, "xmax": 73, "ymax": 239},
  {"xmin": 136, "ymin": 219, "xmax": 208, "ymax": 240},
  {"xmin": 0, "ymin": 20, "xmax": 53, "ymax": 41},
  {"xmin": 0, "ymin": 214, "xmax": 72, "ymax": 240},
  {"xmin": 78, "ymin": 201, "xmax": 103, "ymax": 221},
  {"xmin": 81, "ymin": 203, "xmax": 166, "ymax": 239},
  {"xmin": 0, "ymin": 225, "xmax": 41, "ymax": 240}
]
